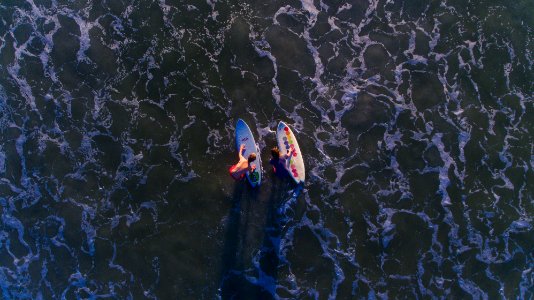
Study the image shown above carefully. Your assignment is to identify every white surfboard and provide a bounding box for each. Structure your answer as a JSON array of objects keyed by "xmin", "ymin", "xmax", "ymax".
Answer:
[
  {"xmin": 235, "ymin": 119, "xmax": 262, "ymax": 187},
  {"xmin": 276, "ymin": 121, "xmax": 305, "ymax": 184}
]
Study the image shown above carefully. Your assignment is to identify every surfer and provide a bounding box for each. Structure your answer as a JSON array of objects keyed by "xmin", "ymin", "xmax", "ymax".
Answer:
[
  {"xmin": 269, "ymin": 146, "xmax": 296, "ymax": 178},
  {"xmin": 229, "ymin": 144, "xmax": 257, "ymax": 180}
]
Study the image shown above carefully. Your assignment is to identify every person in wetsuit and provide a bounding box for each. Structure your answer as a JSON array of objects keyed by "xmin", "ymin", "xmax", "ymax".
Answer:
[{"xmin": 269, "ymin": 146, "xmax": 295, "ymax": 178}]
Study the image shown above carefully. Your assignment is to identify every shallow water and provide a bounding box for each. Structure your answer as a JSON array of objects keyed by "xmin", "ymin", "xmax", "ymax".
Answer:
[{"xmin": 0, "ymin": 0, "xmax": 532, "ymax": 298}]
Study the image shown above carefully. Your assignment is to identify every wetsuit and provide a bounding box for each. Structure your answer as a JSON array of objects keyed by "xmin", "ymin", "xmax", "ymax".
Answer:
[
  {"xmin": 270, "ymin": 157, "xmax": 290, "ymax": 178},
  {"xmin": 229, "ymin": 164, "xmax": 246, "ymax": 180}
]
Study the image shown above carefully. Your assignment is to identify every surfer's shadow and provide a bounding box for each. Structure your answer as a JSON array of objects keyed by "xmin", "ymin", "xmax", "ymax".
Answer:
[
  {"xmin": 219, "ymin": 181, "xmax": 261, "ymax": 298},
  {"xmin": 219, "ymin": 168, "xmax": 304, "ymax": 298},
  {"xmin": 254, "ymin": 175, "xmax": 305, "ymax": 290}
]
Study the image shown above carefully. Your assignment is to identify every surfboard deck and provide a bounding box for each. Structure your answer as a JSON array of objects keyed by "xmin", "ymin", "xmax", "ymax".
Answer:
[
  {"xmin": 276, "ymin": 121, "xmax": 305, "ymax": 184},
  {"xmin": 235, "ymin": 119, "xmax": 262, "ymax": 187}
]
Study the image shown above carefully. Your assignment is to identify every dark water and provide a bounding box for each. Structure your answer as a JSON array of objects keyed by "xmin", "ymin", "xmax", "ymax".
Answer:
[{"xmin": 0, "ymin": 0, "xmax": 533, "ymax": 298}]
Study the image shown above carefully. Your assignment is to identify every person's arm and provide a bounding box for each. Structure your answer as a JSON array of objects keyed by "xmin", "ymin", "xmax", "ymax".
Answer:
[
  {"xmin": 283, "ymin": 147, "xmax": 296, "ymax": 160},
  {"xmin": 269, "ymin": 158, "xmax": 277, "ymax": 173},
  {"xmin": 282, "ymin": 148, "xmax": 296, "ymax": 170},
  {"xmin": 238, "ymin": 144, "xmax": 246, "ymax": 160}
]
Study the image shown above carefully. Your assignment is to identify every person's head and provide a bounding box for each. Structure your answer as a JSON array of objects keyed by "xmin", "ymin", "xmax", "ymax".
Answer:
[
  {"xmin": 271, "ymin": 147, "xmax": 280, "ymax": 160},
  {"xmin": 248, "ymin": 153, "xmax": 257, "ymax": 163}
]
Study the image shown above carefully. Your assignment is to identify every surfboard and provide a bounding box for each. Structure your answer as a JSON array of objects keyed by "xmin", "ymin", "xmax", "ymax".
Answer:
[
  {"xmin": 235, "ymin": 119, "xmax": 262, "ymax": 187},
  {"xmin": 276, "ymin": 121, "xmax": 305, "ymax": 184}
]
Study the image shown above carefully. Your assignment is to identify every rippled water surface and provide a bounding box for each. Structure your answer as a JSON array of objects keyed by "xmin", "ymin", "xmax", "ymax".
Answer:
[{"xmin": 0, "ymin": 0, "xmax": 533, "ymax": 298}]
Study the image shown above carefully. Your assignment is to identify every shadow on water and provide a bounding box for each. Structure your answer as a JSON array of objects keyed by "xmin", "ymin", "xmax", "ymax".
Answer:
[
  {"xmin": 219, "ymin": 173, "xmax": 292, "ymax": 299},
  {"xmin": 219, "ymin": 181, "xmax": 245, "ymax": 294},
  {"xmin": 219, "ymin": 179, "xmax": 260, "ymax": 299},
  {"xmin": 254, "ymin": 174, "xmax": 287, "ymax": 298}
]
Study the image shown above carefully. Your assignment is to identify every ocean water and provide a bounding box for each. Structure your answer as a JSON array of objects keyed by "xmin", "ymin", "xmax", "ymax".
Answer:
[{"xmin": 0, "ymin": 0, "xmax": 532, "ymax": 298}]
